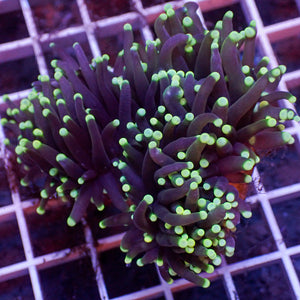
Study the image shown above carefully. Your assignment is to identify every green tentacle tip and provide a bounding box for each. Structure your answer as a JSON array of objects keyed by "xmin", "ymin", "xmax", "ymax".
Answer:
[
  {"xmin": 144, "ymin": 234, "xmax": 153, "ymax": 243},
  {"xmin": 228, "ymin": 31, "xmax": 241, "ymax": 43},
  {"xmin": 250, "ymin": 20, "xmax": 256, "ymax": 27},
  {"xmin": 20, "ymin": 178, "xmax": 28, "ymax": 186},
  {"xmin": 213, "ymin": 256, "xmax": 222, "ymax": 266},
  {"xmin": 245, "ymin": 26, "xmax": 256, "ymax": 38},
  {"xmin": 78, "ymin": 177, "xmax": 85, "ymax": 185},
  {"xmin": 241, "ymin": 210, "xmax": 252, "ymax": 218},
  {"xmin": 2, "ymin": 94, "xmax": 10, "ymax": 102},
  {"xmin": 199, "ymin": 158, "xmax": 209, "ymax": 168},
  {"xmin": 215, "ymin": 20, "xmax": 222, "ymax": 30},
  {"xmin": 171, "ymin": 116, "xmax": 181, "ymax": 125},
  {"xmin": 33, "ymin": 128, "xmax": 43, "ymax": 137},
  {"xmin": 210, "ymin": 72, "xmax": 220, "ymax": 82},
  {"xmin": 214, "ymin": 186, "xmax": 225, "ymax": 198},
  {"xmin": 203, "ymin": 238, "xmax": 213, "ymax": 248},
  {"xmin": 164, "ymin": 3, "xmax": 172, "ymax": 11},
  {"xmin": 190, "ymin": 181, "xmax": 198, "ymax": 190},
  {"xmin": 63, "ymin": 115, "xmax": 71, "ymax": 123},
  {"xmin": 288, "ymin": 95, "xmax": 296, "ymax": 103},
  {"xmin": 70, "ymin": 190, "xmax": 79, "ymax": 199},
  {"xmin": 181, "ymin": 168, "xmax": 190, "ymax": 179},
  {"xmin": 157, "ymin": 105, "xmax": 166, "ymax": 114},
  {"xmin": 175, "ymin": 206, "xmax": 184, "ymax": 215},
  {"xmin": 135, "ymin": 133, "xmax": 143, "ymax": 142},
  {"xmin": 261, "ymin": 56, "xmax": 270, "ymax": 64},
  {"xmin": 36, "ymin": 206, "xmax": 45, "ymax": 215},
  {"xmin": 159, "ymin": 13, "xmax": 167, "ymax": 21},
  {"xmin": 50, "ymin": 59, "xmax": 58, "ymax": 68},
  {"xmin": 211, "ymin": 42, "xmax": 219, "ymax": 49},
  {"xmin": 176, "ymin": 151, "xmax": 185, "ymax": 160},
  {"xmin": 224, "ymin": 10, "xmax": 233, "ymax": 18},
  {"xmin": 0, "ymin": 118, "xmax": 8, "ymax": 126},
  {"xmin": 207, "ymin": 249, "xmax": 217, "ymax": 259},
  {"xmin": 166, "ymin": 8, "xmax": 175, "ymax": 17},
  {"xmin": 178, "ymin": 238, "xmax": 188, "ymax": 249},
  {"xmin": 211, "ymin": 224, "xmax": 221, "ymax": 233},
  {"xmin": 56, "ymin": 184, "xmax": 64, "ymax": 194},
  {"xmin": 242, "ymin": 65, "xmax": 250, "ymax": 74},
  {"xmin": 11, "ymin": 108, "xmax": 19, "ymax": 115},
  {"xmin": 183, "ymin": 16, "xmax": 193, "ymax": 27},
  {"xmin": 49, "ymin": 168, "xmax": 58, "ymax": 177},
  {"xmin": 99, "ymin": 221, "xmax": 106, "ymax": 229},
  {"xmin": 213, "ymin": 118, "xmax": 223, "ymax": 127},
  {"xmin": 137, "ymin": 108, "xmax": 146, "ymax": 117},
  {"xmin": 59, "ymin": 128, "xmax": 69, "ymax": 137},
  {"xmin": 40, "ymin": 188, "xmax": 49, "ymax": 199},
  {"xmin": 74, "ymin": 93, "xmax": 83, "ymax": 100},
  {"xmin": 97, "ymin": 204, "xmax": 105, "ymax": 211},
  {"xmin": 217, "ymin": 97, "xmax": 228, "ymax": 107},
  {"xmin": 120, "ymin": 244, "xmax": 129, "ymax": 253},
  {"xmin": 258, "ymin": 67, "xmax": 268, "ymax": 77},
  {"xmin": 53, "ymin": 88, "xmax": 62, "ymax": 97},
  {"xmin": 157, "ymin": 177, "xmax": 166, "ymax": 186},
  {"xmin": 19, "ymin": 138, "xmax": 29, "ymax": 146},
  {"xmin": 271, "ymin": 67, "xmax": 281, "ymax": 78},
  {"xmin": 136, "ymin": 259, "xmax": 143, "ymax": 267},
  {"xmin": 202, "ymin": 278, "xmax": 211, "ymax": 288},
  {"xmin": 244, "ymin": 76, "xmax": 254, "ymax": 87},
  {"xmin": 282, "ymin": 132, "xmax": 294, "ymax": 144},
  {"xmin": 143, "ymin": 194, "xmax": 154, "ymax": 205},
  {"xmin": 148, "ymin": 141, "xmax": 157, "ymax": 149},
  {"xmin": 54, "ymin": 71, "xmax": 63, "ymax": 81},
  {"xmin": 56, "ymin": 153, "xmax": 67, "ymax": 162},
  {"xmin": 210, "ymin": 30, "xmax": 219, "ymax": 40},
  {"xmin": 67, "ymin": 217, "xmax": 76, "ymax": 227},
  {"xmin": 244, "ymin": 174, "xmax": 253, "ymax": 183},
  {"xmin": 125, "ymin": 256, "xmax": 132, "ymax": 264},
  {"xmin": 243, "ymin": 159, "xmax": 254, "ymax": 171},
  {"xmin": 294, "ymin": 115, "xmax": 300, "ymax": 122},
  {"xmin": 40, "ymin": 75, "xmax": 50, "ymax": 82},
  {"xmin": 56, "ymin": 99, "xmax": 66, "ymax": 106},
  {"xmin": 85, "ymin": 114, "xmax": 95, "ymax": 122},
  {"xmin": 32, "ymin": 140, "xmax": 42, "ymax": 150},
  {"xmin": 153, "ymin": 130, "xmax": 163, "ymax": 141},
  {"xmin": 206, "ymin": 264, "xmax": 214, "ymax": 274},
  {"xmin": 15, "ymin": 146, "xmax": 25, "ymax": 155},
  {"xmin": 42, "ymin": 108, "xmax": 51, "ymax": 117},
  {"xmin": 279, "ymin": 65, "xmax": 287, "ymax": 74},
  {"xmin": 122, "ymin": 183, "xmax": 131, "ymax": 193},
  {"xmin": 111, "ymin": 119, "xmax": 120, "ymax": 127},
  {"xmin": 126, "ymin": 122, "xmax": 136, "ymax": 129},
  {"xmin": 119, "ymin": 137, "xmax": 128, "ymax": 146},
  {"xmin": 102, "ymin": 54, "xmax": 110, "ymax": 61},
  {"xmin": 144, "ymin": 128, "xmax": 153, "ymax": 138},
  {"xmin": 266, "ymin": 117, "xmax": 276, "ymax": 127},
  {"xmin": 184, "ymin": 112, "xmax": 195, "ymax": 122},
  {"xmin": 123, "ymin": 23, "xmax": 132, "ymax": 31}
]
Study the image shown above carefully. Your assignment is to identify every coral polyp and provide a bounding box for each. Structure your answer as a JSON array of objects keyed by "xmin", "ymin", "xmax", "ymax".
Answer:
[
  {"xmin": 104, "ymin": 67, "xmax": 294, "ymax": 286},
  {"xmin": 2, "ymin": 45, "xmax": 128, "ymax": 226},
  {"xmin": 99, "ymin": 3, "xmax": 297, "ymax": 286},
  {"xmin": 2, "ymin": 1, "xmax": 298, "ymax": 287}
]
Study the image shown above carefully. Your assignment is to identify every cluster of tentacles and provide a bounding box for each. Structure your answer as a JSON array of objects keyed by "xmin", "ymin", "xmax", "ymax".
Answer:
[
  {"xmin": 2, "ymin": 45, "xmax": 129, "ymax": 226},
  {"xmin": 2, "ymin": 2, "xmax": 298, "ymax": 287}
]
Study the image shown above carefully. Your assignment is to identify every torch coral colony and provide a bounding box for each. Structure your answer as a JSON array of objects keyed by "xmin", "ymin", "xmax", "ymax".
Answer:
[{"xmin": 2, "ymin": 2, "xmax": 298, "ymax": 287}]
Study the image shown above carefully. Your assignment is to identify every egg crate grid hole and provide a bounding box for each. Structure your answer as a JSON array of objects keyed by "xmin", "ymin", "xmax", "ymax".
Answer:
[{"xmin": 1, "ymin": 0, "xmax": 300, "ymax": 299}]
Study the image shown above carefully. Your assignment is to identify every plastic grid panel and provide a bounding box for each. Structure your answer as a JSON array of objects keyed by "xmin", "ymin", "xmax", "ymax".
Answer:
[{"xmin": 0, "ymin": 0, "xmax": 300, "ymax": 299}]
